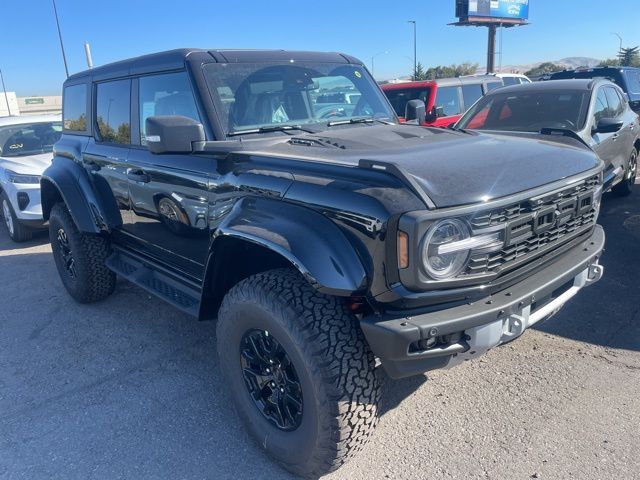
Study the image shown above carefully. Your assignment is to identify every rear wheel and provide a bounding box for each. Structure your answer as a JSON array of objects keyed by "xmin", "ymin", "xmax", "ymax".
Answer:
[
  {"xmin": 49, "ymin": 202, "xmax": 116, "ymax": 303},
  {"xmin": 1, "ymin": 192, "xmax": 33, "ymax": 242},
  {"xmin": 216, "ymin": 268, "xmax": 380, "ymax": 478},
  {"xmin": 612, "ymin": 147, "xmax": 637, "ymax": 196}
]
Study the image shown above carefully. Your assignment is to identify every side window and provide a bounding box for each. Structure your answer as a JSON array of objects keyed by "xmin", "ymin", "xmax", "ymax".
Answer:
[
  {"xmin": 434, "ymin": 86, "xmax": 461, "ymax": 116},
  {"xmin": 96, "ymin": 79, "xmax": 131, "ymax": 145},
  {"xmin": 63, "ymin": 84, "xmax": 87, "ymax": 132},
  {"xmin": 486, "ymin": 82, "xmax": 503, "ymax": 92},
  {"xmin": 139, "ymin": 72, "xmax": 201, "ymax": 145},
  {"xmin": 461, "ymin": 84, "xmax": 484, "ymax": 109},
  {"xmin": 626, "ymin": 72, "xmax": 640, "ymax": 95},
  {"xmin": 593, "ymin": 89, "xmax": 609, "ymax": 123},
  {"xmin": 604, "ymin": 87, "xmax": 623, "ymax": 117},
  {"xmin": 502, "ymin": 77, "xmax": 519, "ymax": 86}
]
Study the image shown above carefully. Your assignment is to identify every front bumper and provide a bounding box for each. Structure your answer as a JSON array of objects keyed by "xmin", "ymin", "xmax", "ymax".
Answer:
[
  {"xmin": 1, "ymin": 180, "xmax": 45, "ymax": 225},
  {"xmin": 361, "ymin": 225, "xmax": 605, "ymax": 379}
]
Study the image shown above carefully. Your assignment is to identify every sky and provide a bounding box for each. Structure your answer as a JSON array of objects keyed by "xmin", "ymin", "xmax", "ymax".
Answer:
[{"xmin": 1, "ymin": 0, "xmax": 637, "ymax": 97}]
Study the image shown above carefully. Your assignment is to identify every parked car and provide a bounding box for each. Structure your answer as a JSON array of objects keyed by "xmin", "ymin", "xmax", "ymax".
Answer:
[
  {"xmin": 382, "ymin": 75, "xmax": 504, "ymax": 127},
  {"xmin": 455, "ymin": 79, "xmax": 639, "ymax": 195},
  {"xmin": 43, "ymin": 49, "xmax": 605, "ymax": 478},
  {"xmin": 0, "ymin": 114, "xmax": 62, "ymax": 241},
  {"xmin": 549, "ymin": 66, "xmax": 640, "ymax": 113},
  {"xmin": 490, "ymin": 72, "xmax": 532, "ymax": 85}
]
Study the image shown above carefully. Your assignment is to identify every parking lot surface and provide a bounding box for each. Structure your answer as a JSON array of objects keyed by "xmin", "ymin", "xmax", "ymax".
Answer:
[{"xmin": 1, "ymin": 189, "xmax": 639, "ymax": 480}]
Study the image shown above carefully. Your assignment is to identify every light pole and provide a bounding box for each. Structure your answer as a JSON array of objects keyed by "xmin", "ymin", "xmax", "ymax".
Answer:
[
  {"xmin": 0, "ymin": 69, "xmax": 10, "ymax": 116},
  {"xmin": 371, "ymin": 51, "xmax": 389, "ymax": 78},
  {"xmin": 611, "ymin": 32, "xmax": 623, "ymax": 53},
  {"xmin": 52, "ymin": 0, "xmax": 69, "ymax": 78},
  {"xmin": 408, "ymin": 20, "xmax": 417, "ymax": 80}
]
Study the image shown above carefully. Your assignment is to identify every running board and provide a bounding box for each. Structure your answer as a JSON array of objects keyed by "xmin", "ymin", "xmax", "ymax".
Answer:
[{"xmin": 106, "ymin": 250, "xmax": 201, "ymax": 317}]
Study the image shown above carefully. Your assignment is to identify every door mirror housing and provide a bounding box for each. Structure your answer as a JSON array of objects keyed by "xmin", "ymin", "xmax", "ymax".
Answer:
[
  {"xmin": 145, "ymin": 116, "xmax": 205, "ymax": 154},
  {"xmin": 405, "ymin": 99, "xmax": 426, "ymax": 124},
  {"xmin": 425, "ymin": 106, "xmax": 445, "ymax": 123},
  {"xmin": 593, "ymin": 117, "xmax": 623, "ymax": 134}
]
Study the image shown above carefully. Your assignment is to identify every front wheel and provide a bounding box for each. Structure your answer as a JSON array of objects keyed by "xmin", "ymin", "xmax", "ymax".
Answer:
[
  {"xmin": 1, "ymin": 192, "xmax": 33, "ymax": 242},
  {"xmin": 49, "ymin": 202, "xmax": 116, "ymax": 303},
  {"xmin": 216, "ymin": 269, "xmax": 380, "ymax": 478},
  {"xmin": 612, "ymin": 147, "xmax": 637, "ymax": 196}
]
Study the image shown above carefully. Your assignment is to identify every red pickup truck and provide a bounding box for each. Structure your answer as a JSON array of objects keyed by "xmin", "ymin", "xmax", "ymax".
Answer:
[{"xmin": 382, "ymin": 76, "xmax": 503, "ymax": 127}]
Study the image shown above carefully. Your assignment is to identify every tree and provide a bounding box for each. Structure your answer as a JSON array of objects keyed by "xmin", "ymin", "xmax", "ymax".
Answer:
[
  {"xmin": 418, "ymin": 62, "xmax": 479, "ymax": 80},
  {"xmin": 617, "ymin": 46, "xmax": 640, "ymax": 67},
  {"xmin": 412, "ymin": 62, "xmax": 427, "ymax": 81},
  {"xmin": 524, "ymin": 62, "xmax": 564, "ymax": 77},
  {"xmin": 599, "ymin": 58, "xmax": 621, "ymax": 67}
]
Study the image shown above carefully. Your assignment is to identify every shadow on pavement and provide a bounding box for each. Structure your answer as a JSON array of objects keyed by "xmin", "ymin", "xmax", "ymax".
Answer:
[{"xmin": 535, "ymin": 191, "xmax": 640, "ymax": 351}]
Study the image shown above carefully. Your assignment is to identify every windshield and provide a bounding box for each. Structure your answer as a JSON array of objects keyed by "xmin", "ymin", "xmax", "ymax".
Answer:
[
  {"xmin": 0, "ymin": 121, "xmax": 62, "ymax": 158},
  {"xmin": 457, "ymin": 90, "xmax": 588, "ymax": 133},
  {"xmin": 203, "ymin": 63, "xmax": 395, "ymax": 135},
  {"xmin": 383, "ymin": 87, "xmax": 432, "ymax": 117}
]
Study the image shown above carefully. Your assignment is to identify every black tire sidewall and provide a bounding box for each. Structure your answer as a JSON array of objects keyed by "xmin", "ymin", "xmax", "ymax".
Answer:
[
  {"xmin": 49, "ymin": 205, "xmax": 88, "ymax": 299},
  {"xmin": 1, "ymin": 192, "xmax": 31, "ymax": 242},
  {"xmin": 217, "ymin": 298, "xmax": 323, "ymax": 468}
]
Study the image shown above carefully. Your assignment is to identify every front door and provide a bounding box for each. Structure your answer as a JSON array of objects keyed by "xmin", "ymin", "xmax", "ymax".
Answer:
[
  {"xmin": 590, "ymin": 87, "xmax": 620, "ymax": 187},
  {"xmin": 122, "ymin": 72, "xmax": 214, "ymax": 282}
]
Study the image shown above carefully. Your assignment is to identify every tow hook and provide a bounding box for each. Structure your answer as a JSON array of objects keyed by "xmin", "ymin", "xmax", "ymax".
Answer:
[{"xmin": 587, "ymin": 263, "xmax": 604, "ymax": 285}]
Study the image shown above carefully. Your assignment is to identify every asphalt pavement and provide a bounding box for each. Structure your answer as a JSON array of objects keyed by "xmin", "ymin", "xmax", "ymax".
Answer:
[{"xmin": 1, "ymin": 188, "xmax": 639, "ymax": 480}]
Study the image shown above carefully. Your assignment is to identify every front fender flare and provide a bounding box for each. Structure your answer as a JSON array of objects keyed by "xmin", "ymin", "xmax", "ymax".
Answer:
[{"xmin": 211, "ymin": 197, "xmax": 368, "ymax": 296}]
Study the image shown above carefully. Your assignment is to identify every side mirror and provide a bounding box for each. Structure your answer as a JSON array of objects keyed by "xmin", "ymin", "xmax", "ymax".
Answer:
[
  {"xmin": 145, "ymin": 116, "xmax": 205, "ymax": 154},
  {"xmin": 405, "ymin": 99, "xmax": 426, "ymax": 124},
  {"xmin": 425, "ymin": 106, "xmax": 445, "ymax": 123},
  {"xmin": 593, "ymin": 117, "xmax": 623, "ymax": 134}
]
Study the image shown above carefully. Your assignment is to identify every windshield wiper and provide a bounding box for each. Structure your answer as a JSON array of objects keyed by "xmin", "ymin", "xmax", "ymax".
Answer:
[
  {"xmin": 228, "ymin": 125, "xmax": 316, "ymax": 137},
  {"xmin": 326, "ymin": 116, "xmax": 393, "ymax": 127}
]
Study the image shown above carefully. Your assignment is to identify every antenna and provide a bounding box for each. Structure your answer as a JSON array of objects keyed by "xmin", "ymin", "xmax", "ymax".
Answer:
[
  {"xmin": 0, "ymin": 69, "xmax": 10, "ymax": 116},
  {"xmin": 52, "ymin": 0, "xmax": 69, "ymax": 78},
  {"xmin": 84, "ymin": 42, "xmax": 94, "ymax": 69}
]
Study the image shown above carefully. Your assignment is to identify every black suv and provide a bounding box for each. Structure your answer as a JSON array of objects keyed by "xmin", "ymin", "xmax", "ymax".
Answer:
[
  {"xmin": 42, "ymin": 49, "xmax": 605, "ymax": 478},
  {"xmin": 550, "ymin": 66, "xmax": 640, "ymax": 113}
]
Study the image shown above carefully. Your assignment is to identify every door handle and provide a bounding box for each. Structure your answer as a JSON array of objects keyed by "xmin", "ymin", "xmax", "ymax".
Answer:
[
  {"xmin": 612, "ymin": 133, "xmax": 619, "ymax": 140},
  {"xmin": 127, "ymin": 169, "xmax": 150, "ymax": 183}
]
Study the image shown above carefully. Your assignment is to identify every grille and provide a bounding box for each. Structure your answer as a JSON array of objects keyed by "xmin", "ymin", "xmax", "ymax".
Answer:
[{"xmin": 465, "ymin": 175, "xmax": 599, "ymax": 276}]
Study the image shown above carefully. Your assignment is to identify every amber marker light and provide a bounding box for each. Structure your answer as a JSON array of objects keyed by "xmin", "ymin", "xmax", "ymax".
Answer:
[{"xmin": 398, "ymin": 231, "xmax": 409, "ymax": 269}]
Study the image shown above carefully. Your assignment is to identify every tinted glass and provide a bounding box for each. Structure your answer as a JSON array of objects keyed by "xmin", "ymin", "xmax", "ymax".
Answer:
[
  {"xmin": 626, "ymin": 71, "xmax": 640, "ymax": 95},
  {"xmin": 593, "ymin": 89, "xmax": 609, "ymax": 123},
  {"xmin": 458, "ymin": 90, "xmax": 587, "ymax": 132},
  {"xmin": 139, "ymin": 72, "xmax": 200, "ymax": 145},
  {"xmin": 486, "ymin": 81, "xmax": 503, "ymax": 92},
  {"xmin": 434, "ymin": 86, "xmax": 461, "ymax": 116},
  {"xmin": 502, "ymin": 77, "xmax": 519, "ymax": 86},
  {"xmin": 96, "ymin": 80, "xmax": 131, "ymax": 144},
  {"xmin": 550, "ymin": 70, "xmax": 626, "ymax": 90},
  {"xmin": 384, "ymin": 87, "xmax": 432, "ymax": 117},
  {"xmin": 461, "ymin": 84, "xmax": 483, "ymax": 109},
  {"xmin": 0, "ymin": 122, "xmax": 62, "ymax": 157},
  {"xmin": 604, "ymin": 87, "xmax": 623, "ymax": 117},
  {"xmin": 203, "ymin": 63, "xmax": 395, "ymax": 134},
  {"xmin": 63, "ymin": 84, "xmax": 87, "ymax": 131}
]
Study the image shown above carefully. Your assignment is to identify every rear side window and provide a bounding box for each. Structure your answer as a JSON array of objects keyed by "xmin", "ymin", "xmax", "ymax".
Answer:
[
  {"xmin": 625, "ymin": 71, "xmax": 640, "ymax": 95},
  {"xmin": 434, "ymin": 86, "xmax": 461, "ymax": 116},
  {"xmin": 139, "ymin": 72, "xmax": 201, "ymax": 145},
  {"xmin": 502, "ymin": 77, "xmax": 519, "ymax": 86},
  {"xmin": 486, "ymin": 82, "xmax": 503, "ymax": 92},
  {"xmin": 96, "ymin": 80, "xmax": 131, "ymax": 145},
  {"xmin": 462, "ymin": 84, "xmax": 483, "ymax": 109},
  {"xmin": 63, "ymin": 84, "xmax": 87, "ymax": 132}
]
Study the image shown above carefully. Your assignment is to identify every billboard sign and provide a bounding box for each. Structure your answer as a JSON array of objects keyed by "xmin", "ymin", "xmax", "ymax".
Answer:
[{"xmin": 458, "ymin": 0, "xmax": 529, "ymax": 21}]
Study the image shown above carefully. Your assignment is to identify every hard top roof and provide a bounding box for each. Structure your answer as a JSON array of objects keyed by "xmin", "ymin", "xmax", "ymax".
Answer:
[
  {"xmin": 487, "ymin": 78, "xmax": 610, "ymax": 94},
  {"xmin": 65, "ymin": 48, "xmax": 362, "ymax": 83}
]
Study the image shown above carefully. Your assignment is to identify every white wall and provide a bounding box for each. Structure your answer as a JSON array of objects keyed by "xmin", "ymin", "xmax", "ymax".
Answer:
[{"xmin": 0, "ymin": 92, "xmax": 20, "ymax": 116}]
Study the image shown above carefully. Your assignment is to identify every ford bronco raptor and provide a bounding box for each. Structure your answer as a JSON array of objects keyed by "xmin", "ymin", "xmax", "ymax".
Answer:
[{"xmin": 42, "ymin": 49, "xmax": 605, "ymax": 478}]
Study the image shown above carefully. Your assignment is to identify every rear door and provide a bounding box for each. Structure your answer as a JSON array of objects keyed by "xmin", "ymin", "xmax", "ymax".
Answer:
[
  {"xmin": 83, "ymin": 79, "xmax": 132, "ymax": 229},
  {"xmin": 123, "ymin": 71, "xmax": 214, "ymax": 282}
]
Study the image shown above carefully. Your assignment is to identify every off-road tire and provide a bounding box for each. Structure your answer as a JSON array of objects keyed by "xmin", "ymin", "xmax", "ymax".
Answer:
[
  {"xmin": 216, "ymin": 268, "xmax": 380, "ymax": 478},
  {"xmin": 49, "ymin": 202, "xmax": 116, "ymax": 303},
  {"xmin": 612, "ymin": 147, "xmax": 637, "ymax": 197},
  {"xmin": 1, "ymin": 192, "xmax": 33, "ymax": 242}
]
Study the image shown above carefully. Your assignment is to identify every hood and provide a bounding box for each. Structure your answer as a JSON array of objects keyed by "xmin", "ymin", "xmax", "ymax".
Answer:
[
  {"xmin": 0, "ymin": 153, "xmax": 53, "ymax": 176},
  {"xmin": 245, "ymin": 124, "xmax": 601, "ymax": 208}
]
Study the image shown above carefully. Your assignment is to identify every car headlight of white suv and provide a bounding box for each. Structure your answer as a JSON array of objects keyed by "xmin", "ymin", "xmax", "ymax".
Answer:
[{"xmin": 4, "ymin": 170, "xmax": 41, "ymax": 184}]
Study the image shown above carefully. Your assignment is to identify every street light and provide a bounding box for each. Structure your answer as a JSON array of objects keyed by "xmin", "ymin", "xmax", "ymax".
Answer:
[
  {"xmin": 611, "ymin": 32, "xmax": 623, "ymax": 53},
  {"xmin": 408, "ymin": 21, "xmax": 417, "ymax": 80},
  {"xmin": 371, "ymin": 51, "xmax": 389, "ymax": 78}
]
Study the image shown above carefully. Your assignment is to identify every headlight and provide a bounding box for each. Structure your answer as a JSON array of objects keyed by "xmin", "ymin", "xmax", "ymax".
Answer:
[
  {"xmin": 421, "ymin": 218, "xmax": 504, "ymax": 280},
  {"xmin": 421, "ymin": 219, "xmax": 471, "ymax": 279},
  {"xmin": 5, "ymin": 170, "xmax": 41, "ymax": 184}
]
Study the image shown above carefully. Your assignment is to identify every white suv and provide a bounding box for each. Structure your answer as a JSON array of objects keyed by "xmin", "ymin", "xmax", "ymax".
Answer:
[{"xmin": 0, "ymin": 115, "xmax": 62, "ymax": 241}]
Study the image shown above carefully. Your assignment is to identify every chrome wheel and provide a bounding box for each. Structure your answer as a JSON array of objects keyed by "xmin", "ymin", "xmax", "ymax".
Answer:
[
  {"xmin": 628, "ymin": 150, "xmax": 638, "ymax": 186},
  {"xmin": 240, "ymin": 329, "xmax": 304, "ymax": 431},
  {"xmin": 2, "ymin": 199, "xmax": 14, "ymax": 236},
  {"xmin": 56, "ymin": 228, "xmax": 76, "ymax": 279}
]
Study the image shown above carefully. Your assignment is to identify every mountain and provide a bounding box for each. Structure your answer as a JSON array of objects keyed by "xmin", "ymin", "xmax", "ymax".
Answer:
[{"xmin": 476, "ymin": 56, "xmax": 602, "ymax": 74}]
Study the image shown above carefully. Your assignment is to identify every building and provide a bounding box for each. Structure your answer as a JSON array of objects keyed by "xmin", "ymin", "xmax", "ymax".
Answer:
[
  {"xmin": 0, "ymin": 92, "xmax": 62, "ymax": 117},
  {"xmin": 0, "ymin": 92, "xmax": 20, "ymax": 117}
]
